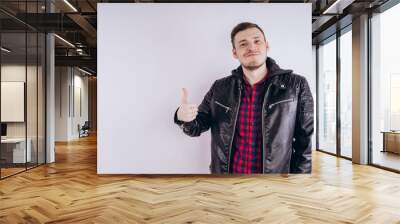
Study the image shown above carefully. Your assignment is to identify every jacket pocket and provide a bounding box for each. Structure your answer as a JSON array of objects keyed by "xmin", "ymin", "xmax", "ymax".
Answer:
[
  {"xmin": 214, "ymin": 100, "xmax": 231, "ymax": 113},
  {"xmin": 268, "ymin": 98, "xmax": 295, "ymax": 110}
]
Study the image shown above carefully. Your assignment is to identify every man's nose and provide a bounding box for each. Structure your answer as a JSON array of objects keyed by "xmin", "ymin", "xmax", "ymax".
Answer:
[{"xmin": 248, "ymin": 43, "xmax": 258, "ymax": 51}]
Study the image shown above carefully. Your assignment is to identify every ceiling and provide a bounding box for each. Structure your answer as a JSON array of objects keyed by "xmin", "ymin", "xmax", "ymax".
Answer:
[{"xmin": 0, "ymin": 0, "xmax": 392, "ymax": 75}]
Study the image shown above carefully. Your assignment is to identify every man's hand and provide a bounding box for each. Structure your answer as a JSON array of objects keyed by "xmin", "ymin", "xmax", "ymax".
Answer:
[{"xmin": 177, "ymin": 88, "xmax": 198, "ymax": 122}]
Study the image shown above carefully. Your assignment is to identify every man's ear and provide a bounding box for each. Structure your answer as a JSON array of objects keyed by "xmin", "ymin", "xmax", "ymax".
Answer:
[
  {"xmin": 232, "ymin": 48, "xmax": 238, "ymax": 59},
  {"xmin": 266, "ymin": 40, "xmax": 269, "ymax": 52}
]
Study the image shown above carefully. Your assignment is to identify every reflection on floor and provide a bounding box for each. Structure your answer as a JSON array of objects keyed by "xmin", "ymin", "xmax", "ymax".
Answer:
[
  {"xmin": 341, "ymin": 148, "xmax": 352, "ymax": 158},
  {"xmin": 0, "ymin": 167, "xmax": 25, "ymax": 177},
  {"xmin": 0, "ymin": 162, "xmax": 42, "ymax": 178},
  {"xmin": 373, "ymin": 150, "xmax": 400, "ymax": 171}
]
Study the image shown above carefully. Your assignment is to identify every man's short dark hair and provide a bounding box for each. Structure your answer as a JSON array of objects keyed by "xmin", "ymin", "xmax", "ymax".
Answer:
[{"xmin": 231, "ymin": 22, "xmax": 266, "ymax": 48}]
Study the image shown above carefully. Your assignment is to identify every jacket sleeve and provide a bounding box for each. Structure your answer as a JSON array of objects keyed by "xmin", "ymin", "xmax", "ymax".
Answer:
[
  {"xmin": 290, "ymin": 77, "xmax": 314, "ymax": 173},
  {"xmin": 173, "ymin": 81, "xmax": 216, "ymax": 137}
]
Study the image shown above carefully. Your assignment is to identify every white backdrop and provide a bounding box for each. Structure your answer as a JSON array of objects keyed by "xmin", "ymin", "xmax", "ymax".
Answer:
[{"xmin": 98, "ymin": 3, "xmax": 313, "ymax": 174}]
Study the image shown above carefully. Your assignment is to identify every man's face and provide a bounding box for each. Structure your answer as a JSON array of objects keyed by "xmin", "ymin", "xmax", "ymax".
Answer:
[{"xmin": 232, "ymin": 27, "xmax": 269, "ymax": 71}]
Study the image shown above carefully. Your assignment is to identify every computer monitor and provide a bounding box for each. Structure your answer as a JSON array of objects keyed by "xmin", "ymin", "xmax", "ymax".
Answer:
[{"xmin": 1, "ymin": 123, "xmax": 7, "ymax": 137}]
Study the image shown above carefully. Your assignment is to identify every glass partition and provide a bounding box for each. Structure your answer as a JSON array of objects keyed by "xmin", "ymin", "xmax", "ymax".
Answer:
[
  {"xmin": 27, "ymin": 30, "xmax": 38, "ymax": 169},
  {"xmin": 0, "ymin": 31, "xmax": 28, "ymax": 177},
  {"xmin": 0, "ymin": 1, "xmax": 46, "ymax": 179},
  {"xmin": 317, "ymin": 36, "xmax": 337, "ymax": 155},
  {"xmin": 38, "ymin": 32, "xmax": 45, "ymax": 165}
]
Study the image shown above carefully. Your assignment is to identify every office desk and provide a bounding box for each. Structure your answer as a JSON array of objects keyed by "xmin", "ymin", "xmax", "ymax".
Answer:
[
  {"xmin": 381, "ymin": 131, "xmax": 400, "ymax": 155},
  {"xmin": 1, "ymin": 138, "xmax": 32, "ymax": 163}
]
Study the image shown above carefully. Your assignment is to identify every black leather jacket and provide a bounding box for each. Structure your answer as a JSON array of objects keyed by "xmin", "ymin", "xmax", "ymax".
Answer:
[{"xmin": 174, "ymin": 57, "xmax": 314, "ymax": 174}]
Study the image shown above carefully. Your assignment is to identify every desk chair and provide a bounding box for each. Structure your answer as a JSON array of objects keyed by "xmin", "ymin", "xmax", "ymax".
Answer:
[{"xmin": 79, "ymin": 121, "xmax": 90, "ymax": 138}]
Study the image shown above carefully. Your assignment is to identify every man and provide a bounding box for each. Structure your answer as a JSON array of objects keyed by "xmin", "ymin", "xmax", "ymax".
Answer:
[{"xmin": 174, "ymin": 22, "xmax": 314, "ymax": 174}]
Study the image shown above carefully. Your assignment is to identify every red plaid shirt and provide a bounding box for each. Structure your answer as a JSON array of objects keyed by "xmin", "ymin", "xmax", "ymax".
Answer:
[{"xmin": 232, "ymin": 73, "xmax": 269, "ymax": 174}]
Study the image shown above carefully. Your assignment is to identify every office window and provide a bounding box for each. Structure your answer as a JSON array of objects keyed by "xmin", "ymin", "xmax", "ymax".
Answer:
[
  {"xmin": 371, "ymin": 2, "xmax": 400, "ymax": 171},
  {"xmin": 339, "ymin": 28, "xmax": 352, "ymax": 158},
  {"xmin": 318, "ymin": 36, "xmax": 337, "ymax": 154}
]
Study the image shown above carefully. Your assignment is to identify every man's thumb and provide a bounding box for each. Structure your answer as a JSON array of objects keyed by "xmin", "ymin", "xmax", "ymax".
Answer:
[{"xmin": 181, "ymin": 88, "xmax": 189, "ymax": 104}]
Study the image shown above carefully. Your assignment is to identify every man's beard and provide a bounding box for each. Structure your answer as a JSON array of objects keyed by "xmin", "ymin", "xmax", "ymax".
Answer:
[{"xmin": 242, "ymin": 61, "xmax": 265, "ymax": 71}]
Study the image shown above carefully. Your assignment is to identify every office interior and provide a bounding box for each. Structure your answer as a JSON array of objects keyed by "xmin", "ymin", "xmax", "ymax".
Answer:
[{"xmin": 0, "ymin": 0, "xmax": 399, "ymax": 223}]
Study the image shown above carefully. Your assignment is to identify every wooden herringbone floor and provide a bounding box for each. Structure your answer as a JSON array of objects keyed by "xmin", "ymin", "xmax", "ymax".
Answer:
[{"xmin": 1, "ymin": 134, "xmax": 400, "ymax": 224}]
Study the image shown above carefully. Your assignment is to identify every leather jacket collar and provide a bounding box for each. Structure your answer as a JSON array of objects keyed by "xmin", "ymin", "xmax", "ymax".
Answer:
[{"xmin": 231, "ymin": 57, "xmax": 293, "ymax": 90}]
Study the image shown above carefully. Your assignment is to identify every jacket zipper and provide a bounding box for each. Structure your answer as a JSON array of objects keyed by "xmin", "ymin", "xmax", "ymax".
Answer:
[
  {"xmin": 268, "ymin": 98, "xmax": 294, "ymax": 109},
  {"xmin": 261, "ymin": 83, "xmax": 274, "ymax": 174},
  {"xmin": 227, "ymin": 85, "xmax": 242, "ymax": 173},
  {"xmin": 215, "ymin": 101, "xmax": 231, "ymax": 113}
]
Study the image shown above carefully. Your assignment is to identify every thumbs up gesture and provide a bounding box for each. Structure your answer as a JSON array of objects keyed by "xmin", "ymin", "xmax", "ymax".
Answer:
[{"xmin": 177, "ymin": 88, "xmax": 198, "ymax": 122}]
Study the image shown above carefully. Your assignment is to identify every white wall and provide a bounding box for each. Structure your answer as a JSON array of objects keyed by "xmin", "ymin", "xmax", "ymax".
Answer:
[
  {"xmin": 71, "ymin": 73, "xmax": 89, "ymax": 138},
  {"xmin": 55, "ymin": 67, "xmax": 89, "ymax": 141},
  {"xmin": 55, "ymin": 67, "xmax": 69, "ymax": 141},
  {"xmin": 98, "ymin": 3, "xmax": 314, "ymax": 174}
]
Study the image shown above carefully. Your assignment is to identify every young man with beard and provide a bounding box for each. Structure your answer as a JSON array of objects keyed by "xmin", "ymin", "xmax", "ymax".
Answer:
[{"xmin": 174, "ymin": 22, "xmax": 314, "ymax": 174}]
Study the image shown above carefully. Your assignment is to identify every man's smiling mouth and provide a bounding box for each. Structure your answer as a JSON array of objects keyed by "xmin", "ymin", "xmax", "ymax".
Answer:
[{"xmin": 245, "ymin": 53, "xmax": 260, "ymax": 57}]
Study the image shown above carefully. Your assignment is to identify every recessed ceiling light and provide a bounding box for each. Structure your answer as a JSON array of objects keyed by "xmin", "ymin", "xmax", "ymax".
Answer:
[
  {"xmin": 78, "ymin": 67, "xmax": 93, "ymax": 76},
  {"xmin": 1, "ymin": 47, "xmax": 11, "ymax": 53},
  {"xmin": 323, "ymin": 0, "xmax": 344, "ymax": 14},
  {"xmin": 322, "ymin": 0, "xmax": 357, "ymax": 15},
  {"xmin": 63, "ymin": 0, "xmax": 78, "ymax": 12},
  {"xmin": 54, "ymin": 34, "xmax": 75, "ymax": 48}
]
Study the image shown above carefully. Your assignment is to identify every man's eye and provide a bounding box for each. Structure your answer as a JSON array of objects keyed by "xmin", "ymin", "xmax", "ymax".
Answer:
[
  {"xmin": 255, "ymin": 40, "xmax": 260, "ymax": 44},
  {"xmin": 240, "ymin": 43, "xmax": 247, "ymax": 47}
]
